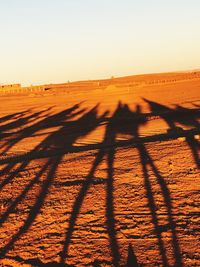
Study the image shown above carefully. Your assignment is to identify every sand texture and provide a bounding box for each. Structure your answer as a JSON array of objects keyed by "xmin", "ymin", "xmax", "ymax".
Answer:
[{"xmin": 0, "ymin": 72, "xmax": 199, "ymax": 266}]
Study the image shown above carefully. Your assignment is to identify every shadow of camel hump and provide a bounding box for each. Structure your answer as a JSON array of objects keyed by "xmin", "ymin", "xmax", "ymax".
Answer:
[
  {"xmin": 0, "ymin": 104, "xmax": 82, "ymax": 192},
  {"xmin": 60, "ymin": 104, "xmax": 120, "ymax": 266},
  {"xmin": 0, "ymin": 103, "xmax": 107, "ymax": 259},
  {"xmin": 0, "ymin": 98, "xmax": 199, "ymax": 266},
  {"xmin": 113, "ymin": 101, "xmax": 183, "ymax": 267},
  {"xmin": 60, "ymin": 102, "xmax": 148, "ymax": 266},
  {"xmin": 144, "ymin": 98, "xmax": 200, "ymax": 168}
]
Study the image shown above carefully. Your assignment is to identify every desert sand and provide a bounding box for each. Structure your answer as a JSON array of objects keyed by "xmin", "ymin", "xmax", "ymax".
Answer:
[{"xmin": 0, "ymin": 71, "xmax": 199, "ymax": 266}]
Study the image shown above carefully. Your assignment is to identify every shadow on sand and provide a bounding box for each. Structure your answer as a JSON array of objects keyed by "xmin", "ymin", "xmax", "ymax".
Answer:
[{"xmin": 0, "ymin": 99, "xmax": 199, "ymax": 266}]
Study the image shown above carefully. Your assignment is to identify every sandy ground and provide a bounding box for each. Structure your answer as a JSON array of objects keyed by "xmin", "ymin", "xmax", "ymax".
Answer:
[{"xmin": 0, "ymin": 72, "xmax": 199, "ymax": 266}]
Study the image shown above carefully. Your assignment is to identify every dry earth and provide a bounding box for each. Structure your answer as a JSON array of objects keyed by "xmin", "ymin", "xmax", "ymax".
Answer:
[{"xmin": 0, "ymin": 72, "xmax": 199, "ymax": 266}]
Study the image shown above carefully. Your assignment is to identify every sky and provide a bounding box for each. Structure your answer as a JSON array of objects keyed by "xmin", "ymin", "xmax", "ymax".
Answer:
[{"xmin": 0, "ymin": 0, "xmax": 200, "ymax": 85}]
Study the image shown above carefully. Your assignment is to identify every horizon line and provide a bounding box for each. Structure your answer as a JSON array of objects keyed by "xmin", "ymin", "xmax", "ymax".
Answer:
[{"xmin": 1, "ymin": 67, "xmax": 200, "ymax": 87}]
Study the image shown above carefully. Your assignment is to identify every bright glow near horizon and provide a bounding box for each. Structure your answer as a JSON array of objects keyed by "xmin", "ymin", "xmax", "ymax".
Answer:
[{"xmin": 0, "ymin": 0, "xmax": 200, "ymax": 85}]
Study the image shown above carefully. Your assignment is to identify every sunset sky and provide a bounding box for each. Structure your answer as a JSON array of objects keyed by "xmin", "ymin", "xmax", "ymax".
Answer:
[{"xmin": 0, "ymin": 0, "xmax": 200, "ymax": 85}]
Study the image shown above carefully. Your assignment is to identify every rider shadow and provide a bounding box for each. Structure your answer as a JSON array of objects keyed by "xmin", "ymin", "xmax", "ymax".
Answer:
[
  {"xmin": 0, "ymin": 108, "xmax": 50, "ymax": 154},
  {"xmin": 174, "ymin": 104, "xmax": 200, "ymax": 168},
  {"xmin": 0, "ymin": 104, "xmax": 80, "ymax": 190},
  {"xmin": 60, "ymin": 102, "xmax": 143, "ymax": 267},
  {"xmin": 0, "ymin": 100, "xmax": 192, "ymax": 266},
  {"xmin": 0, "ymin": 108, "xmax": 54, "ymax": 187},
  {"xmin": 144, "ymin": 99, "xmax": 200, "ymax": 168},
  {"xmin": 60, "ymin": 104, "xmax": 119, "ymax": 266},
  {"xmin": 0, "ymin": 103, "xmax": 106, "ymax": 259},
  {"xmin": 114, "ymin": 102, "xmax": 182, "ymax": 267}
]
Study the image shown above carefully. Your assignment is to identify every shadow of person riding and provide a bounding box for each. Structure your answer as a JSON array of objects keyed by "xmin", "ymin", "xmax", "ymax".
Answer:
[
  {"xmin": 0, "ymin": 104, "xmax": 81, "ymax": 191},
  {"xmin": 112, "ymin": 101, "xmax": 182, "ymax": 267},
  {"xmin": 0, "ymin": 103, "xmax": 107, "ymax": 259},
  {"xmin": 60, "ymin": 102, "xmax": 144, "ymax": 266},
  {"xmin": 0, "ymin": 108, "xmax": 51, "ymax": 154},
  {"xmin": 0, "ymin": 108, "xmax": 56, "ymax": 188},
  {"xmin": 144, "ymin": 99, "xmax": 200, "ymax": 168},
  {"xmin": 1, "ymin": 99, "xmax": 195, "ymax": 266}
]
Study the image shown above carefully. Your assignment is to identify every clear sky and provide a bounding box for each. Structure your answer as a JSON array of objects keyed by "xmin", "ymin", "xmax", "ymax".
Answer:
[{"xmin": 0, "ymin": 0, "xmax": 200, "ymax": 85}]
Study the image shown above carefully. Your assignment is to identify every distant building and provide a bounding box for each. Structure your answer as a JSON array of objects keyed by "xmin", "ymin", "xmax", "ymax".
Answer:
[
  {"xmin": 0, "ymin": 84, "xmax": 21, "ymax": 93},
  {"xmin": 0, "ymin": 83, "xmax": 21, "ymax": 89},
  {"xmin": 0, "ymin": 84, "xmax": 45, "ymax": 94}
]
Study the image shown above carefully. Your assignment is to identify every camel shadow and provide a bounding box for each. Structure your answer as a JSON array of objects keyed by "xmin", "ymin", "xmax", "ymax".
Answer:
[
  {"xmin": 144, "ymin": 99, "xmax": 200, "ymax": 168},
  {"xmin": 0, "ymin": 103, "xmax": 107, "ymax": 259},
  {"xmin": 0, "ymin": 99, "xmax": 199, "ymax": 266}
]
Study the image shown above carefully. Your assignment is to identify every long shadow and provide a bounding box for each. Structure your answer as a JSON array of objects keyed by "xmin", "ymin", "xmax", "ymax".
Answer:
[
  {"xmin": 0, "ymin": 104, "xmax": 82, "ymax": 255},
  {"xmin": 60, "ymin": 105, "xmax": 120, "ymax": 266},
  {"xmin": 0, "ymin": 109, "xmax": 45, "ymax": 190},
  {"xmin": 174, "ymin": 104, "xmax": 200, "ymax": 168},
  {"xmin": 0, "ymin": 108, "xmax": 49, "ymax": 152},
  {"xmin": 61, "ymin": 103, "xmax": 149, "ymax": 266},
  {"xmin": 144, "ymin": 99, "xmax": 200, "ymax": 168},
  {"xmin": 0, "ymin": 106, "xmax": 71, "ymax": 154},
  {"xmin": 0, "ymin": 99, "xmax": 198, "ymax": 266},
  {"xmin": 0, "ymin": 105, "xmax": 80, "ymax": 191},
  {"xmin": 0, "ymin": 103, "xmax": 105, "ymax": 258},
  {"xmin": 115, "ymin": 102, "xmax": 182, "ymax": 267},
  {"xmin": 0, "ymin": 112, "xmax": 23, "ymax": 124},
  {"xmin": 0, "ymin": 108, "xmax": 56, "ymax": 191}
]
